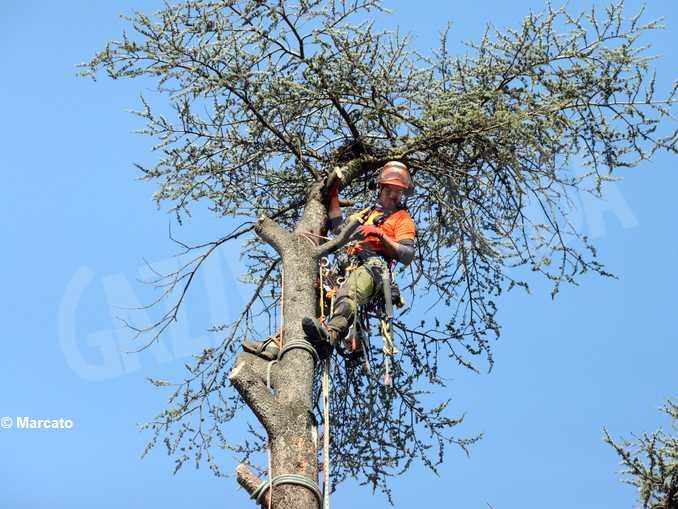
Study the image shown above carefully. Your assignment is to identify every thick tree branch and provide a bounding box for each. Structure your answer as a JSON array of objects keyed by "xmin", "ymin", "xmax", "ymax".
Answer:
[
  {"xmin": 236, "ymin": 463, "xmax": 270, "ymax": 508},
  {"xmin": 229, "ymin": 360, "xmax": 278, "ymax": 434},
  {"xmin": 236, "ymin": 351, "xmax": 280, "ymax": 390},
  {"xmin": 255, "ymin": 216, "xmax": 292, "ymax": 256},
  {"xmin": 335, "ymin": 157, "xmax": 386, "ymax": 188}
]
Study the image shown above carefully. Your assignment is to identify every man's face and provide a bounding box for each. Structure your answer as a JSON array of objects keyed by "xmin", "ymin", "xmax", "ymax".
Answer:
[{"xmin": 378, "ymin": 184, "xmax": 404, "ymax": 210}]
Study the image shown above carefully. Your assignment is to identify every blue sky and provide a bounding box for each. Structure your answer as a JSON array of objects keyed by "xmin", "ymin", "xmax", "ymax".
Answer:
[{"xmin": 1, "ymin": 1, "xmax": 676, "ymax": 508}]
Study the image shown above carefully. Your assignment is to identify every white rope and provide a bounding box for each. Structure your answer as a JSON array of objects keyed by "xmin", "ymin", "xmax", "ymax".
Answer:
[
  {"xmin": 319, "ymin": 258, "xmax": 332, "ymax": 509},
  {"xmin": 322, "ymin": 357, "xmax": 331, "ymax": 509},
  {"xmin": 266, "ymin": 360, "xmax": 278, "ymax": 393},
  {"xmin": 266, "ymin": 359, "xmax": 277, "ymax": 509},
  {"xmin": 266, "ymin": 267, "xmax": 284, "ymax": 509}
]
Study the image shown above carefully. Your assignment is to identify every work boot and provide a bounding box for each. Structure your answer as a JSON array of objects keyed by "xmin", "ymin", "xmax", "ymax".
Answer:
[
  {"xmin": 302, "ymin": 317, "xmax": 337, "ymax": 359},
  {"xmin": 242, "ymin": 337, "xmax": 280, "ymax": 361}
]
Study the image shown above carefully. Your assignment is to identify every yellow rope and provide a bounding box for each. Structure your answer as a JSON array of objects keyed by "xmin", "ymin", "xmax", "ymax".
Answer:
[{"xmin": 380, "ymin": 318, "xmax": 397, "ymax": 386}]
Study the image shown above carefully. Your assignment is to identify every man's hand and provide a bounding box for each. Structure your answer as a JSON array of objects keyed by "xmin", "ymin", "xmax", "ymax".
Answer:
[{"xmin": 358, "ymin": 224, "xmax": 382, "ymax": 239}]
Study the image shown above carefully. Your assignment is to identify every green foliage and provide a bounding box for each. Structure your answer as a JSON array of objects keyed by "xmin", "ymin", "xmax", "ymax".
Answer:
[
  {"xmin": 83, "ymin": 0, "xmax": 677, "ymax": 498},
  {"xmin": 605, "ymin": 400, "xmax": 678, "ymax": 509}
]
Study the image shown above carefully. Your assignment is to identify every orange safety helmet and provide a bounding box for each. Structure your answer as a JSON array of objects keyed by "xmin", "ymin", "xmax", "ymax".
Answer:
[{"xmin": 376, "ymin": 161, "xmax": 414, "ymax": 196}]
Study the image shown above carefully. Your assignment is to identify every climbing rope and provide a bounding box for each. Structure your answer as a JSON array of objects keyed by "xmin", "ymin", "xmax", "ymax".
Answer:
[
  {"xmin": 321, "ymin": 357, "xmax": 331, "ymax": 509},
  {"xmin": 266, "ymin": 360, "xmax": 278, "ymax": 396},
  {"xmin": 279, "ymin": 339, "xmax": 320, "ymax": 365},
  {"xmin": 266, "ymin": 358, "xmax": 277, "ymax": 509},
  {"xmin": 318, "ymin": 257, "xmax": 332, "ymax": 509},
  {"xmin": 302, "ymin": 231, "xmax": 332, "ymax": 243}
]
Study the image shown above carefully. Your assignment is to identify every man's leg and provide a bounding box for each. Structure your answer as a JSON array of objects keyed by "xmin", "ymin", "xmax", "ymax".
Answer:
[
  {"xmin": 303, "ymin": 262, "xmax": 379, "ymax": 354},
  {"xmin": 326, "ymin": 264, "xmax": 376, "ymax": 338}
]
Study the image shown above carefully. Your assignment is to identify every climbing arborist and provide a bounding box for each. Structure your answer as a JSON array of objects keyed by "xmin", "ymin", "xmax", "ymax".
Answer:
[{"xmin": 302, "ymin": 161, "xmax": 416, "ymax": 358}]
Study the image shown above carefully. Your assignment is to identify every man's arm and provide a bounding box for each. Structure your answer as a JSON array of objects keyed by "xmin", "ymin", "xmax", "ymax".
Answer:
[
  {"xmin": 327, "ymin": 181, "xmax": 343, "ymax": 234},
  {"xmin": 379, "ymin": 235, "xmax": 415, "ymax": 266},
  {"xmin": 358, "ymin": 224, "xmax": 415, "ymax": 266}
]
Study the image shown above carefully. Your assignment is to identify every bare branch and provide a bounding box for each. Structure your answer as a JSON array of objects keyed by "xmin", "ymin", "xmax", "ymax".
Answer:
[{"xmin": 316, "ymin": 218, "xmax": 362, "ymax": 257}]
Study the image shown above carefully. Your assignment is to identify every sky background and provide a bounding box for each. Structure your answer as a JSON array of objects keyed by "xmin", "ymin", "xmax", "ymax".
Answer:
[{"xmin": 1, "ymin": 1, "xmax": 676, "ymax": 508}]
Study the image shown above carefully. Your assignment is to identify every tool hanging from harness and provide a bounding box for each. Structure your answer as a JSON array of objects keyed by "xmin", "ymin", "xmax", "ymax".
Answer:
[{"xmin": 341, "ymin": 258, "xmax": 403, "ymax": 384}]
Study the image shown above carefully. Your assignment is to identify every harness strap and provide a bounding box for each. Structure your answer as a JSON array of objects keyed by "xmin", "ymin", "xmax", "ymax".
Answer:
[{"xmin": 373, "ymin": 203, "xmax": 407, "ymax": 226}]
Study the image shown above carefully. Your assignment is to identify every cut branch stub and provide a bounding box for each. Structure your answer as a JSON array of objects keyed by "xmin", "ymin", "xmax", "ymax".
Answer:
[
  {"xmin": 256, "ymin": 215, "xmax": 293, "ymax": 256},
  {"xmin": 229, "ymin": 360, "xmax": 278, "ymax": 434},
  {"xmin": 236, "ymin": 463, "xmax": 270, "ymax": 508}
]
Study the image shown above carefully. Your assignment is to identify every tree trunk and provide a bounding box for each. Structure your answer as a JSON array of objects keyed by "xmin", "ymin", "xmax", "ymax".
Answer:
[{"xmin": 230, "ymin": 186, "xmax": 330, "ymax": 509}]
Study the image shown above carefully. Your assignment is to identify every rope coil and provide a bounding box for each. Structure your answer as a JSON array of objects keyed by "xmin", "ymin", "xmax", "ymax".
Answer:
[
  {"xmin": 278, "ymin": 339, "xmax": 320, "ymax": 366},
  {"xmin": 251, "ymin": 474, "xmax": 323, "ymax": 508}
]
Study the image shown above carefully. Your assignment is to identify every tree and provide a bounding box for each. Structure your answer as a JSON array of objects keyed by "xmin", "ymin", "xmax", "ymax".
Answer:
[
  {"xmin": 605, "ymin": 400, "xmax": 677, "ymax": 509},
  {"xmin": 82, "ymin": 1, "xmax": 677, "ymax": 508}
]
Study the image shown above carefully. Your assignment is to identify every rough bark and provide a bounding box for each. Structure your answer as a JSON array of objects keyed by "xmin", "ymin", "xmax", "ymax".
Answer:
[{"xmin": 231, "ymin": 187, "xmax": 330, "ymax": 509}]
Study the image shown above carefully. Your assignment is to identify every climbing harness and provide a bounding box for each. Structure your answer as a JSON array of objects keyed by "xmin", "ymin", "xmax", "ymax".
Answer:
[{"xmin": 317, "ymin": 254, "xmax": 399, "ymax": 383}]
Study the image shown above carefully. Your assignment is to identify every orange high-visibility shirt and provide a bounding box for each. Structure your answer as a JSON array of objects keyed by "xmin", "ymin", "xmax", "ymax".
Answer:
[{"xmin": 348, "ymin": 207, "xmax": 416, "ymax": 258}]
